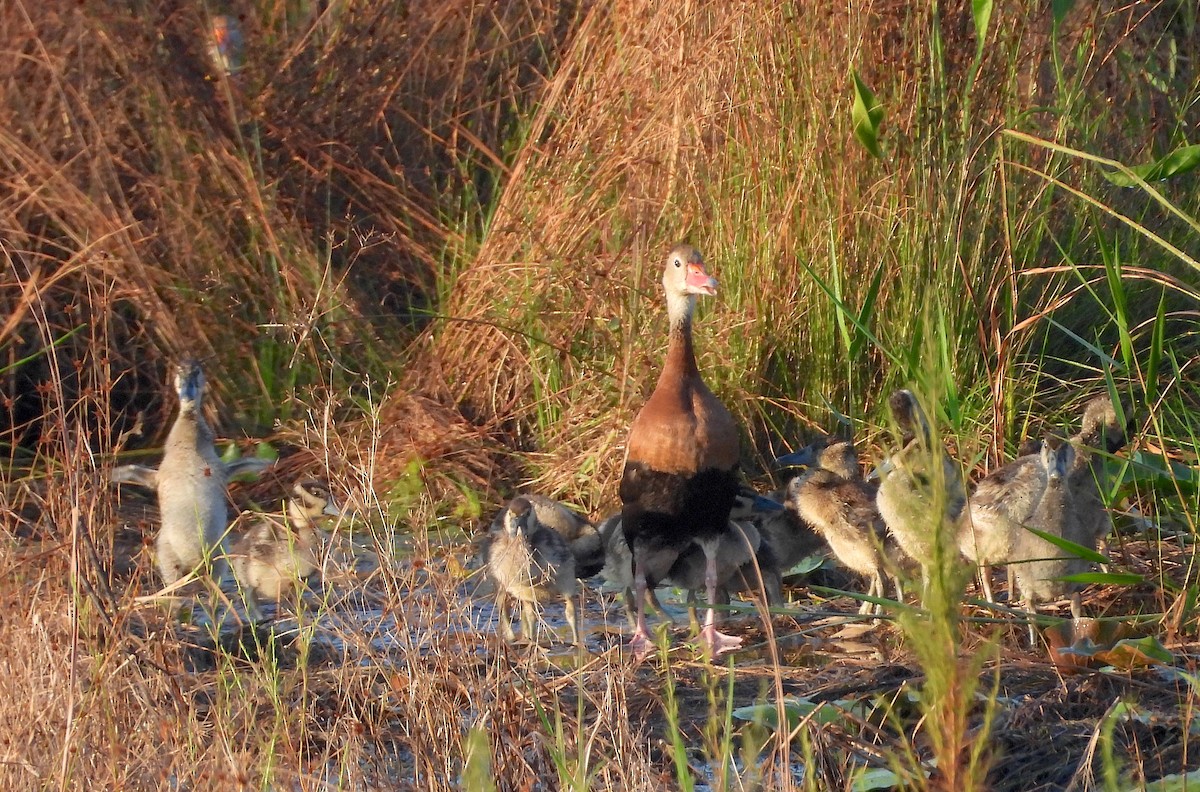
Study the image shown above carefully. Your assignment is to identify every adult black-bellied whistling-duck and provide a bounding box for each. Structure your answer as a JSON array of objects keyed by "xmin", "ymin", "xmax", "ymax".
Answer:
[{"xmin": 620, "ymin": 244, "xmax": 742, "ymax": 657}]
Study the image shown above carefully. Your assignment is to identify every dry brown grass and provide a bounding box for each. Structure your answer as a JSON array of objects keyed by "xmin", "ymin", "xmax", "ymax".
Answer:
[
  {"xmin": 388, "ymin": 0, "xmax": 1197, "ymax": 511},
  {"xmin": 2, "ymin": 0, "xmax": 1198, "ymax": 789}
]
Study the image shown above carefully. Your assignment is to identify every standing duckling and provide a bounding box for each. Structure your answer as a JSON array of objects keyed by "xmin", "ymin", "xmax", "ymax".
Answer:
[
  {"xmin": 750, "ymin": 486, "xmax": 826, "ymax": 575},
  {"xmin": 1010, "ymin": 440, "xmax": 1084, "ymax": 642},
  {"xmin": 597, "ymin": 513, "xmax": 671, "ymax": 628},
  {"xmin": 958, "ymin": 443, "xmax": 1048, "ymax": 604},
  {"xmin": 489, "ymin": 493, "xmax": 604, "ymax": 579},
  {"xmin": 1068, "ymin": 395, "xmax": 1129, "ymax": 552},
  {"xmin": 781, "ymin": 439, "xmax": 902, "ymax": 615},
  {"xmin": 663, "ymin": 507, "xmax": 784, "ymax": 620},
  {"xmin": 487, "ymin": 496, "xmax": 579, "ymax": 645},
  {"xmin": 876, "ymin": 389, "xmax": 966, "ymax": 591},
  {"xmin": 155, "ymin": 361, "xmax": 235, "ymax": 599},
  {"xmin": 620, "ymin": 244, "xmax": 742, "ymax": 657},
  {"xmin": 230, "ymin": 480, "xmax": 343, "ymax": 609}
]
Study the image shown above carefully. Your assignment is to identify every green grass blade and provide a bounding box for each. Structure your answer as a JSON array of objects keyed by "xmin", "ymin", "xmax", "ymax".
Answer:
[{"xmin": 1020, "ymin": 526, "xmax": 1111, "ymax": 565}]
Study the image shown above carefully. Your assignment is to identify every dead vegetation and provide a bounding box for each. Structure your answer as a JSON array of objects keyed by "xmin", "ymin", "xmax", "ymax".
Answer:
[{"xmin": 1, "ymin": 0, "xmax": 1199, "ymax": 789}]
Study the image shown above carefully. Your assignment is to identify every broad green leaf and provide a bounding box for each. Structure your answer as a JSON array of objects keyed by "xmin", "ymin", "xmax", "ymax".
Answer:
[
  {"xmin": 1096, "ymin": 636, "xmax": 1174, "ymax": 669},
  {"xmin": 971, "ymin": 0, "xmax": 993, "ymax": 61},
  {"xmin": 853, "ymin": 767, "xmax": 904, "ymax": 791},
  {"xmin": 1140, "ymin": 769, "xmax": 1200, "ymax": 792},
  {"xmin": 732, "ymin": 697, "xmax": 865, "ymax": 731},
  {"xmin": 1103, "ymin": 144, "xmax": 1200, "ymax": 187},
  {"xmin": 1021, "ymin": 526, "xmax": 1111, "ymax": 564},
  {"xmin": 786, "ymin": 555, "xmax": 826, "ymax": 576},
  {"xmin": 851, "ymin": 70, "xmax": 884, "ymax": 159}
]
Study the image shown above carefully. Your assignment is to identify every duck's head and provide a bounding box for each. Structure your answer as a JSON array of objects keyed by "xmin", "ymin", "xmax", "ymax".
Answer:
[
  {"xmin": 503, "ymin": 496, "xmax": 534, "ymax": 538},
  {"xmin": 662, "ymin": 244, "xmax": 716, "ymax": 323},
  {"xmin": 1040, "ymin": 437, "xmax": 1075, "ymax": 482},
  {"xmin": 174, "ymin": 360, "xmax": 206, "ymax": 415},
  {"xmin": 1079, "ymin": 395, "xmax": 1129, "ymax": 454},
  {"xmin": 292, "ymin": 479, "xmax": 343, "ymax": 519},
  {"xmin": 776, "ymin": 437, "xmax": 859, "ymax": 480},
  {"xmin": 888, "ymin": 389, "xmax": 933, "ymax": 448}
]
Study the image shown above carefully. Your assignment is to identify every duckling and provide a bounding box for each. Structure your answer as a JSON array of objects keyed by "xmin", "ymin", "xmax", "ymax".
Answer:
[
  {"xmin": 154, "ymin": 360, "xmax": 234, "ymax": 593},
  {"xmin": 734, "ymin": 485, "xmax": 825, "ymax": 574},
  {"xmin": 229, "ymin": 480, "xmax": 343, "ymax": 608},
  {"xmin": 663, "ymin": 510, "xmax": 784, "ymax": 622},
  {"xmin": 958, "ymin": 442, "xmax": 1048, "ymax": 604},
  {"xmin": 113, "ymin": 455, "xmax": 275, "ymax": 489},
  {"xmin": 597, "ymin": 513, "xmax": 672, "ymax": 628},
  {"xmin": 486, "ymin": 496, "xmax": 579, "ymax": 645},
  {"xmin": 598, "ymin": 496, "xmax": 781, "ymax": 630},
  {"xmin": 876, "ymin": 390, "xmax": 967, "ymax": 589},
  {"xmin": 780, "ymin": 439, "xmax": 903, "ymax": 615},
  {"xmin": 1068, "ymin": 395, "xmax": 1129, "ymax": 551},
  {"xmin": 1010, "ymin": 439, "xmax": 1084, "ymax": 643},
  {"xmin": 488, "ymin": 493, "xmax": 604, "ymax": 579}
]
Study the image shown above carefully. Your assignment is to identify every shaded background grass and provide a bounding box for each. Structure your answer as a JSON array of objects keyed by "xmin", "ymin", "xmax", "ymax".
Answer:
[{"xmin": 1, "ymin": 0, "xmax": 1199, "ymax": 788}]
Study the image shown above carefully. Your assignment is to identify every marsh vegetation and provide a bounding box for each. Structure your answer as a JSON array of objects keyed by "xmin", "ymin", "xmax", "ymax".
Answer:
[{"xmin": 1, "ymin": 0, "xmax": 1198, "ymax": 789}]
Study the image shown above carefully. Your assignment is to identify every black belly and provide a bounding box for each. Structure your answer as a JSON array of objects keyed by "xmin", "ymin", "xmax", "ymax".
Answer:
[{"xmin": 619, "ymin": 462, "xmax": 739, "ymax": 558}]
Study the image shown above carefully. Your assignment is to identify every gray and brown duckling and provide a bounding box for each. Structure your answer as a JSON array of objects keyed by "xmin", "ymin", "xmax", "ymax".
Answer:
[
  {"xmin": 1068, "ymin": 395, "xmax": 1130, "ymax": 552},
  {"xmin": 734, "ymin": 485, "xmax": 824, "ymax": 576},
  {"xmin": 778, "ymin": 439, "xmax": 903, "ymax": 615},
  {"xmin": 663, "ymin": 497, "xmax": 785, "ymax": 622},
  {"xmin": 597, "ymin": 492, "xmax": 783, "ymax": 631},
  {"xmin": 486, "ymin": 496, "xmax": 579, "ymax": 645},
  {"xmin": 958, "ymin": 440, "xmax": 1050, "ymax": 604},
  {"xmin": 597, "ymin": 513, "xmax": 672, "ymax": 628},
  {"xmin": 876, "ymin": 389, "xmax": 966, "ymax": 589},
  {"xmin": 154, "ymin": 361, "xmax": 233, "ymax": 589},
  {"xmin": 488, "ymin": 493, "xmax": 604, "ymax": 579},
  {"xmin": 230, "ymin": 480, "xmax": 343, "ymax": 609},
  {"xmin": 1009, "ymin": 439, "xmax": 1085, "ymax": 642}
]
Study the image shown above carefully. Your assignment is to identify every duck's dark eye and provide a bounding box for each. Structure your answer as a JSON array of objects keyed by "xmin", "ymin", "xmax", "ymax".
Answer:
[{"xmin": 674, "ymin": 258, "xmax": 681, "ymax": 267}]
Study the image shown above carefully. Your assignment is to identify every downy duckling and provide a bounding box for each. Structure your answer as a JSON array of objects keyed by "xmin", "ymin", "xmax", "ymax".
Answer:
[
  {"xmin": 598, "ymin": 513, "xmax": 671, "ymax": 628},
  {"xmin": 1068, "ymin": 395, "xmax": 1129, "ymax": 552},
  {"xmin": 598, "ymin": 493, "xmax": 783, "ymax": 630},
  {"xmin": 876, "ymin": 390, "xmax": 967, "ymax": 589},
  {"xmin": 663, "ymin": 504, "xmax": 784, "ymax": 622},
  {"xmin": 488, "ymin": 493, "xmax": 604, "ymax": 579},
  {"xmin": 154, "ymin": 361, "xmax": 234, "ymax": 594},
  {"xmin": 486, "ymin": 496, "xmax": 579, "ymax": 645},
  {"xmin": 780, "ymin": 439, "xmax": 903, "ymax": 615},
  {"xmin": 1010, "ymin": 439, "xmax": 1084, "ymax": 642},
  {"xmin": 737, "ymin": 485, "xmax": 825, "ymax": 574},
  {"xmin": 958, "ymin": 442, "xmax": 1049, "ymax": 604},
  {"xmin": 113, "ymin": 455, "xmax": 275, "ymax": 490},
  {"xmin": 230, "ymin": 480, "xmax": 343, "ymax": 608}
]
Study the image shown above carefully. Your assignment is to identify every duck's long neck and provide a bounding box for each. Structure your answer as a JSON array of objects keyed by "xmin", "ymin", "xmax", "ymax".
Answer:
[{"xmin": 662, "ymin": 292, "xmax": 699, "ymax": 381}]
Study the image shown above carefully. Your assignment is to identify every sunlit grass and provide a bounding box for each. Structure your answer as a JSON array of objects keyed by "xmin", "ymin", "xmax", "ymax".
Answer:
[{"xmin": 1, "ymin": 0, "xmax": 1198, "ymax": 789}]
